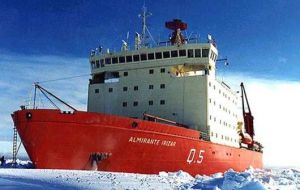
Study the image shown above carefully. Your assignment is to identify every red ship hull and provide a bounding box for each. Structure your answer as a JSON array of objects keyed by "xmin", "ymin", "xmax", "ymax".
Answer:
[{"xmin": 12, "ymin": 109, "xmax": 262, "ymax": 176}]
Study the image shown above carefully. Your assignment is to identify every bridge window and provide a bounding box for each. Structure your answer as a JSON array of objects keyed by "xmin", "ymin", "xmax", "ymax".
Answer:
[
  {"xmin": 141, "ymin": 53, "xmax": 147, "ymax": 61},
  {"xmin": 171, "ymin": 50, "xmax": 178, "ymax": 57},
  {"xmin": 124, "ymin": 72, "xmax": 128, "ymax": 76},
  {"xmin": 119, "ymin": 56, "xmax": 125, "ymax": 63},
  {"xmin": 123, "ymin": 87, "xmax": 128, "ymax": 91},
  {"xmin": 149, "ymin": 100, "xmax": 153, "ymax": 106},
  {"xmin": 134, "ymin": 86, "xmax": 138, "ymax": 91},
  {"xmin": 148, "ymin": 53, "xmax": 154, "ymax": 60},
  {"xmin": 160, "ymin": 84, "xmax": 165, "ymax": 89},
  {"xmin": 105, "ymin": 58, "xmax": 111, "ymax": 64},
  {"xmin": 95, "ymin": 89, "xmax": 99, "ymax": 93},
  {"xmin": 179, "ymin": 49, "xmax": 186, "ymax": 57},
  {"xmin": 210, "ymin": 51, "xmax": 214, "ymax": 60},
  {"xmin": 100, "ymin": 59, "xmax": 104, "ymax": 67},
  {"xmin": 160, "ymin": 100, "xmax": 165, "ymax": 105},
  {"xmin": 91, "ymin": 61, "xmax": 95, "ymax": 69},
  {"xmin": 149, "ymin": 69, "xmax": 154, "ymax": 74},
  {"xmin": 133, "ymin": 101, "xmax": 138, "ymax": 106},
  {"xmin": 149, "ymin": 85, "xmax": 154, "ymax": 89},
  {"xmin": 195, "ymin": 49, "xmax": 201, "ymax": 57},
  {"xmin": 95, "ymin": 60, "xmax": 99, "ymax": 68},
  {"xmin": 188, "ymin": 49, "xmax": 194, "ymax": 58},
  {"xmin": 126, "ymin": 55, "xmax": 132, "ymax": 63},
  {"xmin": 122, "ymin": 102, "xmax": 127, "ymax": 107},
  {"xmin": 202, "ymin": 48, "xmax": 209, "ymax": 57},
  {"xmin": 133, "ymin": 54, "xmax": 140, "ymax": 62},
  {"xmin": 163, "ymin": 51, "xmax": 170, "ymax": 58},
  {"xmin": 90, "ymin": 61, "xmax": 95, "ymax": 69},
  {"xmin": 112, "ymin": 57, "xmax": 118, "ymax": 64},
  {"xmin": 160, "ymin": 68, "xmax": 165, "ymax": 73},
  {"xmin": 108, "ymin": 88, "xmax": 113, "ymax": 92},
  {"xmin": 155, "ymin": 52, "xmax": 162, "ymax": 59}
]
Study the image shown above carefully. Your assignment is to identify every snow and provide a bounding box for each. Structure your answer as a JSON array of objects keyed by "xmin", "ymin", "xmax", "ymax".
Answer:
[{"xmin": 1, "ymin": 160, "xmax": 300, "ymax": 190}]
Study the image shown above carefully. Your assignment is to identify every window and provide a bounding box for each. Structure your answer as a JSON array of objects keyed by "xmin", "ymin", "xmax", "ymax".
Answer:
[
  {"xmin": 126, "ymin": 55, "xmax": 132, "ymax": 63},
  {"xmin": 160, "ymin": 84, "xmax": 165, "ymax": 89},
  {"xmin": 122, "ymin": 102, "xmax": 127, "ymax": 107},
  {"xmin": 155, "ymin": 52, "xmax": 162, "ymax": 59},
  {"xmin": 160, "ymin": 68, "xmax": 165, "ymax": 73},
  {"xmin": 210, "ymin": 51, "xmax": 214, "ymax": 60},
  {"xmin": 148, "ymin": 53, "xmax": 154, "ymax": 60},
  {"xmin": 112, "ymin": 57, "xmax": 118, "ymax": 64},
  {"xmin": 149, "ymin": 69, "xmax": 154, "ymax": 74},
  {"xmin": 124, "ymin": 72, "xmax": 128, "ymax": 76},
  {"xmin": 195, "ymin": 49, "xmax": 201, "ymax": 57},
  {"xmin": 160, "ymin": 100, "xmax": 165, "ymax": 105},
  {"xmin": 108, "ymin": 88, "xmax": 113, "ymax": 92},
  {"xmin": 149, "ymin": 85, "xmax": 154, "ymax": 89},
  {"xmin": 123, "ymin": 87, "xmax": 128, "ymax": 91},
  {"xmin": 141, "ymin": 53, "xmax": 147, "ymax": 61},
  {"xmin": 95, "ymin": 60, "xmax": 99, "ymax": 68},
  {"xmin": 188, "ymin": 49, "xmax": 194, "ymax": 58},
  {"xmin": 90, "ymin": 61, "xmax": 95, "ymax": 69},
  {"xmin": 179, "ymin": 49, "xmax": 186, "ymax": 57},
  {"xmin": 133, "ymin": 101, "xmax": 138, "ymax": 106},
  {"xmin": 133, "ymin": 54, "xmax": 140, "ymax": 62},
  {"xmin": 202, "ymin": 48, "xmax": 209, "ymax": 57},
  {"xmin": 105, "ymin": 58, "xmax": 111, "ymax": 64},
  {"xmin": 163, "ymin": 51, "xmax": 170, "ymax": 58},
  {"xmin": 95, "ymin": 89, "xmax": 99, "ymax": 93},
  {"xmin": 100, "ymin": 59, "xmax": 104, "ymax": 67},
  {"xmin": 171, "ymin": 50, "xmax": 178, "ymax": 57},
  {"xmin": 148, "ymin": 100, "xmax": 153, "ymax": 106},
  {"xmin": 134, "ymin": 86, "xmax": 138, "ymax": 91},
  {"xmin": 119, "ymin": 56, "xmax": 125, "ymax": 63}
]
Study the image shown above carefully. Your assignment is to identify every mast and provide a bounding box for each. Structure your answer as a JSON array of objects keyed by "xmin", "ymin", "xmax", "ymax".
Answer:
[
  {"xmin": 33, "ymin": 83, "xmax": 77, "ymax": 111},
  {"xmin": 138, "ymin": 5, "xmax": 155, "ymax": 48}
]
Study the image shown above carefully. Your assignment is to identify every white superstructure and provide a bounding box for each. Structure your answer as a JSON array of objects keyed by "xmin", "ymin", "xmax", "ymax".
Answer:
[{"xmin": 87, "ymin": 17, "xmax": 242, "ymax": 148}]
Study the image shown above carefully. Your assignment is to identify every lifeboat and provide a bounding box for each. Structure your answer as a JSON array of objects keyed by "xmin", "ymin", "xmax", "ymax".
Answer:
[{"xmin": 241, "ymin": 133, "xmax": 253, "ymax": 145}]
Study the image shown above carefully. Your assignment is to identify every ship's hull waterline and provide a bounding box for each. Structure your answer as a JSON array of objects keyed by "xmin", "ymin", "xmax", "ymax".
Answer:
[{"xmin": 12, "ymin": 109, "xmax": 262, "ymax": 176}]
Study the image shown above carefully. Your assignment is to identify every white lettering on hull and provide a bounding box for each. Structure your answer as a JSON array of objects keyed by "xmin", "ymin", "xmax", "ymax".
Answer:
[
  {"xmin": 128, "ymin": 137, "xmax": 176, "ymax": 147},
  {"xmin": 187, "ymin": 148, "xmax": 205, "ymax": 164}
]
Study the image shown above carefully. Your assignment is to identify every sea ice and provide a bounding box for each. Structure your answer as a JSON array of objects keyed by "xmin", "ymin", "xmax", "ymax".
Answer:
[{"xmin": 1, "ymin": 159, "xmax": 300, "ymax": 190}]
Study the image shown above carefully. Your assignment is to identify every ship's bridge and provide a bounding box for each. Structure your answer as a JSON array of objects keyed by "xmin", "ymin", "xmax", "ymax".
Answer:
[{"xmin": 89, "ymin": 43, "xmax": 218, "ymax": 84}]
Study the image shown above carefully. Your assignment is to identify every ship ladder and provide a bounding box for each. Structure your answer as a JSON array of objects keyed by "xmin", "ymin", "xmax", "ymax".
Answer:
[
  {"xmin": 12, "ymin": 126, "xmax": 23, "ymax": 167},
  {"xmin": 12, "ymin": 126, "xmax": 18, "ymax": 167}
]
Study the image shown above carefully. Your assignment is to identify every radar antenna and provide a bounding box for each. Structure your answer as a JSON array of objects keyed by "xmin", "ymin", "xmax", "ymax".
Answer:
[{"xmin": 165, "ymin": 19, "xmax": 187, "ymax": 45}]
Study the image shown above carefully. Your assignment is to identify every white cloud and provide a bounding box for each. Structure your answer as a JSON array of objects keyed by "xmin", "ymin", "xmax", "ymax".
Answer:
[
  {"xmin": 0, "ymin": 53, "xmax": 89, "ymax": 132},
  {"xmin": 278, "ymin": 57, "xmax": 287, "ymax": 64},
  {"xmin": 223, "ymin": 73, "xmax": 300, "ymax": 167}
]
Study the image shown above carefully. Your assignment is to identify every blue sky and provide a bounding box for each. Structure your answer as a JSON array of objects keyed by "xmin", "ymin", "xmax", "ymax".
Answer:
[
  {"xmin": 1, "ymin": 0, "xmax": 300, "ymax": 79},
  {"xmin": 1, "ymin": 0, "xmax": 300, "ymax": 166}
]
